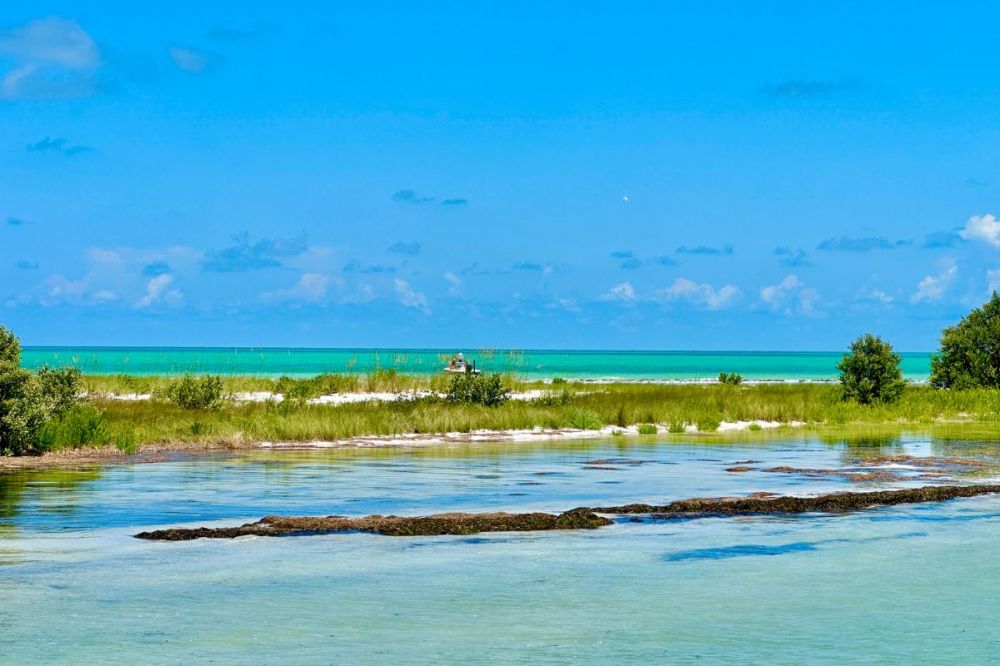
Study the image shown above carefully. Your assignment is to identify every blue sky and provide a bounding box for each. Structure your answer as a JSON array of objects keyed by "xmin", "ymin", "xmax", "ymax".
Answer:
[{"xmin": 2, "ymin": 2, "xmax": 1000, "ymax": 350}]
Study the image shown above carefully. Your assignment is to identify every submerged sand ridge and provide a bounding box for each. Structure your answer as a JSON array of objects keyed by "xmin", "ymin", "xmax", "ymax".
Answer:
[{"xmin": 135, "ymin": 484, "xmax": 1000, "ymax": 541}]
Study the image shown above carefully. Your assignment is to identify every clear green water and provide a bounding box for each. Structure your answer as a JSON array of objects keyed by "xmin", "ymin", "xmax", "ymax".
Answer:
[
  {"xmin": 2, "ymin": 436, "xmax": 999, "ymax": 663},
  {"xmin": 20, "ymin": 347, "xmax": 934, "ymax": 380}
]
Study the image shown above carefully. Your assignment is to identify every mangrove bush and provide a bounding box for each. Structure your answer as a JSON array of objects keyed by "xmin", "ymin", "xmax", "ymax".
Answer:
[
  {"xmin": 838, "ymin": 333, "xmax": 904, "ymax": 405},
  {"xmin": 930, "ymin": 292, "xmax": 1000, "ymax": 389}
]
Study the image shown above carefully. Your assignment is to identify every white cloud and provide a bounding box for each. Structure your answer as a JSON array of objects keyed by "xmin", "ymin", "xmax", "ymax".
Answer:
[
  {"xmin": 604, "ymin": 282, "xmax": 637, "ymax": 302},
  {"xmin": 394, "ymin": 278, "xmax": 429, "ymax": 313},
  {"xmin": 0, "ymin": 17, "xmax": 100, "ymax": 100},
  {"xmin": 988, "ymin": 268, "xmax": 1000, "ymax": 293},
  {"xmin": 168, "ymin": 45, "xmax": 209, "ymax": 74},
  {"xmin": 857, "ymin": 289, "xmax": 894, "ymax": 305},
  {"xmin": 547, "ymin": 298, "xmax": 581, "ymax": 313},
  {"xmin": 87, "ymin": 247, "xmax": 123, "ymax": 266},
  {"xmin": 135, "ymin": 274, "xmax": 182, "ymax": 308},
  {"xmin": 91, "ymin": 289, "xmax": 120, "ymax": 304},
  {"xmin": 760, "ymin": 275, "xmax": 821, "ymax": 315},
  {"xmin": 911, "ymin": 262, "xmax": 957, "ymax": 303},
  {"xmin": 443, "ymin": 271, "xmax": 462, "ymax": 296},
  {"xmin": 960, "ymin": 214, "xmax": 1000, "ymax": 248},
  {"xmin": 261, "ymin": 273, "xmax": 334, "ymax": 303},
  {"xmin": 659, "ymin": 278, "xmax": 740, "ymax": 310}
]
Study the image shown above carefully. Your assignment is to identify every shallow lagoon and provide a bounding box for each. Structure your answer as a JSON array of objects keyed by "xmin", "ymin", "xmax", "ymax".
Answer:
[{"xmin": 2, "ymin": 435, "xmax": 999, "ymax": 664}]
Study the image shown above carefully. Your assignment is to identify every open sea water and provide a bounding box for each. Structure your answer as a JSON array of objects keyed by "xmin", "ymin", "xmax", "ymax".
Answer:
[{"xmin": 21, "ymin": 347, "xmax": 933, "ymax": 381}]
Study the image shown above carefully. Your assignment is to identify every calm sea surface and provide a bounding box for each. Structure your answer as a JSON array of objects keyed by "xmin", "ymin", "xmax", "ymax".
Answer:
[
  {"xmin": 21, "ymin": 347, "xmax": 933, "ymax": 380},
  {"xmin": 2, "ymin": 434, "xmax": 999, "ymax": 663}
]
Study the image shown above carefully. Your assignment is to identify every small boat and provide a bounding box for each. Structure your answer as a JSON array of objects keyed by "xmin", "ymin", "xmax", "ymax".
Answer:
[{"xmin": 444, "ymin": 353, "xmax": 480, "ymax": 374}]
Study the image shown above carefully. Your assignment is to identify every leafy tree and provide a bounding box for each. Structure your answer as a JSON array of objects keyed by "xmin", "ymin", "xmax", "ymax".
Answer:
[
  {"xmin": 930, "ymin": 292, "xmax": 1000, "ymax": 389},
  {"xmin": 838, "ymin": 334, "xmax": 905, "ymax": 404},
  {"xmin": 0, "ymin": 325, "xmax": 20, "ymax": 365},
  {"xmin": 718, "ymin": 372, "xmax": 743, "ymax": 385}
]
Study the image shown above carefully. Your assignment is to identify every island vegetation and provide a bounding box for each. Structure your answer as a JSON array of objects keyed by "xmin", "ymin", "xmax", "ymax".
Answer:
[{"xmin": 1, "ymin": 293, "xmax": 999, "ymax": 460}]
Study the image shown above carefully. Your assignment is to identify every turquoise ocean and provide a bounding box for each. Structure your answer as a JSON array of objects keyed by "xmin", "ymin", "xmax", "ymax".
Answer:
[{"xmin": 20, "ymin": 347, "xmax": 933, "ymax": 380}]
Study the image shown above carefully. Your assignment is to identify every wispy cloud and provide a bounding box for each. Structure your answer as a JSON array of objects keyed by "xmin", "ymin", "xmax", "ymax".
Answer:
[
  {"xmin": 911, "ymin": 262, "xmax": 957, "ymax": 303},
  {"xmin": 6, "ymin": 216, "xmax": 27, "ymax": 227},
  {"xmin": 817, "ymin": 236, "xmax": 909, "ymax": 252},
  {"xmin": 512, "ymin": 260, "xmax": 544, "ymax": 271},
  {"xmin": 27, "ymin": 136, "xmax": 92, "ymax": 156},
  {"xmin": 0, "ymin": 17, "xmax": 101, "ymax": 100},
  {"xmin": 135, "ymin": 274, "xmax": 182, "ymax": 309},
  {"xmin": 387, "ymin": 241, "xmax": 421, "ymax": 255},
  {"xmin": 604, "ymin": 282, "xmax": 637, "ymax": 302},
  {"xmin": 202, "ymin": 233, "xmax": 308, "ymax": 272},
  {"xmin": 443, "ymin": 271, "xmax": 462, "ymax": 296},
  {"xmin": 676, "ymin": 245, "xmax": 733, "ymax": 256},
  {"xmin": 441, "ymin": 198, "xmax": 468, "ymax": 206},
  {"xmin": 659, "ymin": 278, "xmax": 740, "ymax": 310},
  {"xmin": 960, "ymin": 213, "xmax": 1000, "ymax": 248},
  {"xmin": 392, "ymin": 189, "xmax": 433, "ymax": 204},
  {"xmin": 261, "ymin": 273, "xmax": 334, "ymax": 304},
  {"xmin": 394, "ymin": 278, "xmax": 429, "ymax": 313},
  {"xmin": 15, "ymin": 260, "xmax": 38, "ymax": 270},
  {"xmin": 774, "ymin": 246, "xmax": 811, "ymax": 267},
  {"xmin": 761, "ymin": 78, "xmax": 860, "ymax": 98},
  {"xmin": 168, "ymin": 45, "xmax": 211, "ymax": 74},
  {"xmin": 856, "ymin": 288, "xmax": 894, "ymax": 305},
  {"xmin": 988, "ymin": 269, "xmax": 1000, "ymax": 293}
]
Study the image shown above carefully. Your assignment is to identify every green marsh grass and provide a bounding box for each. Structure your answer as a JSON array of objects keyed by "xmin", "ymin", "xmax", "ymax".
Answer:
[{"xmin": 82, "ymin": 382, "xmax": 1000, "ymax": 448}]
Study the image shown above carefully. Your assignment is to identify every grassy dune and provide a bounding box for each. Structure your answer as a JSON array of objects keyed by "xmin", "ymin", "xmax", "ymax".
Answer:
[{"xmin": 67, "ymin": 380, "xmax": 1000, "ymax": 453}]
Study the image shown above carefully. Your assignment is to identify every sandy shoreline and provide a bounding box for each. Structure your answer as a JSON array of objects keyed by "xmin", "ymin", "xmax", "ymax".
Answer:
[{"xmin": 0, "ymin": 420, "xmax": 805, "ymax": 471}]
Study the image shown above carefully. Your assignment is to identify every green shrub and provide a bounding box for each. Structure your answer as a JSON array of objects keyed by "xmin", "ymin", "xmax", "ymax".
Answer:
[
  {"xmin": 930, "ymin": 292, "xmax": 1000, "ymax": 389},
  {"xmin": 446, "ymin": 373, "xmax": 510, "ymax": 406},
  {"xmin": 748, "ymin": 422, "xmax": 763, "ymax": 431},
  {"xmin": 718, "ymin": 372, "xmax": 743, "ymax": 385},
  {"xmin": 38, "ymin": 405, "xmax": 110, "ymax": 449},
  {"xmin": 1, "ymin": 373, "xmax": 52, "ymax": 455},
  {"xmin": 166, "ymin": 375, "xmax": 225, "ymax": 410},
  {"xmin": 0, "ymin": 325, "xmax": 20, "ymax": 365},
  {"xmin": 838, "ymin": 334, "xmax": 905, "ymax": 405},
  {"xmin": 551, "ymin": 377, "xmax": 567, "ymax": 385},
  {"xmin": 0, "ymin": 327, "xmax": 86, "ymax": 455},
  {"xmin": 637, "ymin": 423, "xmax": 657, "ymax": 435},
  {"xmin": 37, "ymin": 366, "xmax": 82, "ymax": 417},
  {"xmin": 667, "ymin": 421, "xmax": 685, "ymax": 433},
  {"xmin": 569, "ymin": 408, "xmax": 603, "ymax": 430}
]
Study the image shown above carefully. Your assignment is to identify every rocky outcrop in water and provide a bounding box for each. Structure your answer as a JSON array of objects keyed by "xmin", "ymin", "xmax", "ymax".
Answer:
[
  {"xmin": 135, "ymin": 508, "xmax": 612, "ymax": 541},
  {"xmin": 135, "ymin": 484, "xmax": 1000, "ymax": 541},
  {"xmin": 594, "ymin": 484, "xmax": 1000, "ymax": 517}
]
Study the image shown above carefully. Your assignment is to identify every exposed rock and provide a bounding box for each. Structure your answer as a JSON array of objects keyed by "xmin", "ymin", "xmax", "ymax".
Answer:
[
  {"xmin": 725, "ymin": 466, "xmax": 753, "ymax": 473},
  {"xmin": 594, "ymin": 484, "xmax": 1000, "ymax": 517},
  {"xmin": 136, "ymin": 508, "xmax": 612, "ymax": 541},
  {"xmin": 136, "ymin": 484, "xmax": 1000, "ymax": 541}
]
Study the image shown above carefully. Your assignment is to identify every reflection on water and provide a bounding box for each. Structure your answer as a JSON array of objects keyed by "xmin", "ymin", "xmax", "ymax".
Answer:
[{"xmin": 1, "ymin": 433, "xmax": 999, "ymax": 663}]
